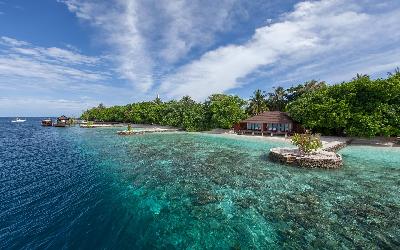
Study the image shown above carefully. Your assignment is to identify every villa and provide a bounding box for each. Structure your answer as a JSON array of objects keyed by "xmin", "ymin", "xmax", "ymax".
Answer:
[{"xmin": 234, "ymin": 111, "xmax": 303, "ymax": 136}]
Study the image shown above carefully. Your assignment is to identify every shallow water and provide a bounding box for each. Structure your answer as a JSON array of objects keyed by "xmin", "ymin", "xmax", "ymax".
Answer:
[{"xmin": 1, "ymin": 118, "xmax": 399, "ymax": 249}]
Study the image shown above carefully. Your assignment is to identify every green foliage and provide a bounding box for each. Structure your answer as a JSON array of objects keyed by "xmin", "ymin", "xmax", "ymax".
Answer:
[
  {"xmin": 291, "ymin": 133, "xmax": 323, "ymax": 154},
  {"xmin": 80, "ymin": 71, "xmax": 400, "ymax": 136},
  {"xmin": 286, "ymin": 80, "xmax": 327, "ymax": 103},
  {"xmin": 267, "ymin": 87, "xmax": 287, "ymax": 111},
  {"xmin": 247, "ymin": 89, "xmax": 268, "ymax": 115},
  {"xmin": 159, "ymin": 96, "xmax": 208, "ymax": 131},
  {"xmin": 205, "ymin": 94, "xmax": 247, "ymax": 129},
  {"xmin": 264, "ymin": 80, "xmax": 326, "ymax": 112},
  {"xmin": 81, "ymin": 94, "xmax": 246, "ymax": 131},
  {"xmin": 287, "ymin": 72, "xmax": 400, "ymax": 137}
]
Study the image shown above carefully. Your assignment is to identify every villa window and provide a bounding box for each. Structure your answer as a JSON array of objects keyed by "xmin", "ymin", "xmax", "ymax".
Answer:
[
  {"xmin": 267, "ymin": 123, "xmax": 292, "ymax": 132},
  {"xmin": 247, "ymin": 123, "xmax": 261, "ymax": 131}
]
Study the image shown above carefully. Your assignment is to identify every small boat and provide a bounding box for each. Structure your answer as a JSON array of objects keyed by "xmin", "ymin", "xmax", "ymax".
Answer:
[
  {"xmin": 54, "ymin": 115, "xmax": 70, "ymax": 127},
  {"xmin": 41, "ymin": 118, "xmax": 53, "ymax": 126},
  {"xmin": 11, "ymin": 118, "xmax": 26, "ymax": 123}
]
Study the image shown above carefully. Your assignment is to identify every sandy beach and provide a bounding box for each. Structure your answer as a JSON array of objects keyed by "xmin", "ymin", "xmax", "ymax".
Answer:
[{"xmin": 202, "ymin": 129, "xmax": 399, "ymax": 147}]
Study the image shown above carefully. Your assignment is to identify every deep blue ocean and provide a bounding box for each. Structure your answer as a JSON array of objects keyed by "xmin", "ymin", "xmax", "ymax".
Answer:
[{"xmin": 1, "ymin": 117, "xmax": 399, "ymax": 249}]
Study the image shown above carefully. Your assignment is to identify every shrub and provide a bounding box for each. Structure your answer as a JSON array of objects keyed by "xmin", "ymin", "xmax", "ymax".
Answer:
[{"xmin": 291, "ymin": 132, "xmax": 323, "ymax": 154}]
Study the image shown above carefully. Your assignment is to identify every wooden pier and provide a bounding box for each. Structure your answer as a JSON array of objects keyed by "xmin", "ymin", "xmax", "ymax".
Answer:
[{"xmin": 117, "ymin": 128, "xmax": 178, "ymax": 135}]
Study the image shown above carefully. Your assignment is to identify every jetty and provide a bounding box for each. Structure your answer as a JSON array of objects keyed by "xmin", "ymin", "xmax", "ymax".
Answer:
[
  {"xmin": 269, "ymin": 138, "xmax": 350, "ymax": 169},
  {"xmin": 117, "ymin": 128, "xmax": 179, "ymax": 135},
  {"xmin": 80, "ymin": 122, "xmax": 125, "ymax": 128}
]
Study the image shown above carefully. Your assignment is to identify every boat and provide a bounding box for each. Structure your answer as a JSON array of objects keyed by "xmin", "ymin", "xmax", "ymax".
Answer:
[
  {"xmin": 41, "ymin": 118, "xmax": 53, "ymax": 126},
  {"xmin": 11, "ymin": 118, "xmax": 26, "ymax": 123},
  {"xmin": 54, "ymin": 115, "xmax": 70, "ymax": 127}
]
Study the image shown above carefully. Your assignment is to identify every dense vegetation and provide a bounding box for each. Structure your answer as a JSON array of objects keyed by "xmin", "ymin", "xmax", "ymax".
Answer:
[
  {"xmin": 287, "ymin": 72, "xmax": 400, "ymax": 137},
  {"xmin": 82, "ymin": 71, "xmax": 400, "ymax": 137},
  {"xmin": 81, "ymin": 94, "xmax": 247, "ymax": 131}
]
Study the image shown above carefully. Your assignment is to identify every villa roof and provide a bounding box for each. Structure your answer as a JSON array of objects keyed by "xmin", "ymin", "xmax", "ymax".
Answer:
[
  {"xmin": 58, "ymin": 115, "xmax": 68, "ymax": 120},
  {"xmin": 241, "ymin": 111, "xmax": 293, "ymax": 124}
]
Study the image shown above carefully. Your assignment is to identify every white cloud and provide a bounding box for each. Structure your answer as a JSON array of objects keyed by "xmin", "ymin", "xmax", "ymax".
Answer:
[
  {"xmin": 30, "ymin": 0, "xmax": 399, "ymax": 104},
  {"xmin": 0, "ymin": 36, "xmax": 29, "ymax": 47},
  {"xmin": 0, "ymin": 37, "xmax": 108, "ymax": 87},
  {"xmin": 60, "ymin": 0, "xmax": 238, "ymax": 92},
  {"xmin": 0, "ymin": 37, "xmax": 158, "ymax": 116},
  {"xmin": 156, "ymin": 0, "xmax": 236, "ymax": 63},
  {"xmin": 159, "ymin": 0, "xmax": 400, "ymax": 100},
  {"xmin": 60, "ymin": 0, "xmax": 154, "ymax": 92},
  {"xmin": 0, "ymin": 37, "xmax": 159, "ymax": 116},
  {"xmin": 1, "ymin": 36, "xmax": 100, "ymax": 65}
]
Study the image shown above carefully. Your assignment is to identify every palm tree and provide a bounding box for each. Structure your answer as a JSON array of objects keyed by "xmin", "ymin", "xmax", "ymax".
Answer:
[
  {"xmin": 153, "ymin": 95, "xmax": 162, "ymax": 105},
  {"xmin": 180, "ymin": 95, "xmax": 195, "ymax": 105},
  {"xmin": 286, "ymin": 80, "xmax": 327, "ymax": 102},
  {"xmin": 267, "ymin": 87, "xmax": 287, "ymax": 111},
  {"xmin": 387, "ymin": 67, "xmax": 400, "ymax": 76},
  {"xmin": 353, "ymin": 73, "xmax": 369, "ymax": 80},
  {"xmin": 247, "ymin": 89, "xmax": 268, "ymax": 115}
]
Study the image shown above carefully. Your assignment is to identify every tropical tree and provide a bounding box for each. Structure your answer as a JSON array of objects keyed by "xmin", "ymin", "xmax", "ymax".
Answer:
[
  {"xmin": 286, "ymin": 80, "xmax": 327, "ymax": 102},
  {"xmin": 153, "ymin": 95, "xmax": 162, "ymax": 105},
  {"xmin": 287, "ymin": 71, "xmax": 400, "ymax": 137},
  {"xmin": 291, "ymin": 132, "xmax": 323, "ymax": 154},
  {"xmin": 81, "ymin": 69, "xmax": 400, "ymax": 135},
  {"xmin": 247, "ymin": 89, "xmax": 269, "ymax": 115},
  {"xmin": 205, "ymin": 94, "xmax": 247, "ymax": 129},
  {"xmin": 267, "ymin": 87, "xmax": 287, "ymax": 111}
]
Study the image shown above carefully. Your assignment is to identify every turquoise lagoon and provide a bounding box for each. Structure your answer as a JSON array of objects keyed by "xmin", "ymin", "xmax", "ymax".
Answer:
[{"xmin": 1, "ymin": 118, "xmax": 399, "ymax": 249}]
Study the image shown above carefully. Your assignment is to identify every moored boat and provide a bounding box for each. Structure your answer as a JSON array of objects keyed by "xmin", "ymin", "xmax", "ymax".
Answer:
[
  {"xmin": 11, "ymin": 118, "xmax": 26, "ymax": 123},
  {"xmin": 41, "ymin": 118, "xmax": 53, "ymax": 126},
  {"xmin": 54, "ymin": 115, "xmax": 71, "ymax": 127}
]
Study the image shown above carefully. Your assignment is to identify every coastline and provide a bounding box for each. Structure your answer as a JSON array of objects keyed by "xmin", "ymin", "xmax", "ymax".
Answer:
[
  {"xmin": 77, "ymin": 123, "xmax": 399, "ymax": 148},
  {"xmin": 201, "ymin": 129, "xmax": 399, "ymax": 147}
]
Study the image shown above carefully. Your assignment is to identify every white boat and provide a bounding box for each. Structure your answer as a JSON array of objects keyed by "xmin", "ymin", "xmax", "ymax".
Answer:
[{"xmin": 11, "ymin": 118, "xmax": 26, "ymax": 123}]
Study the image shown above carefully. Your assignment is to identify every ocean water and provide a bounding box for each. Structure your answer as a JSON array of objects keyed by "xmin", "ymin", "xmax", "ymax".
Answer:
[{"xmin": 1, "ymin": 117, "xmax": 399, "ymax": 249}]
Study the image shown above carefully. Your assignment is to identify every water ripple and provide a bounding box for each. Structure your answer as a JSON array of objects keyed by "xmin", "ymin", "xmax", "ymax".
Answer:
[{"xmin": 1, "ymin": 118, "xmax": 399, "ymax": 249}]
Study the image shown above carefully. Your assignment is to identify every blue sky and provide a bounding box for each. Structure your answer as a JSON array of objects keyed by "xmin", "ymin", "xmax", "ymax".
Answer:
[{"xmin": 0, "ymin": 0, "xmax": 400, "ymax": 116}]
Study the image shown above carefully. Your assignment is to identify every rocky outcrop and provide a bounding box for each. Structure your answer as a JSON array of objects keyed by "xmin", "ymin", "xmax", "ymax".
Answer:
[{"xmin": 269, "ymin": 148, "xmax": 343, "ymax": 169}]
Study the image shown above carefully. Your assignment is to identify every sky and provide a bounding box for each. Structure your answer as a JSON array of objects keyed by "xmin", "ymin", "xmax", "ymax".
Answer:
[{"xmin": 0, "ymin": 0, "xmax": 399, "ymax": 117}]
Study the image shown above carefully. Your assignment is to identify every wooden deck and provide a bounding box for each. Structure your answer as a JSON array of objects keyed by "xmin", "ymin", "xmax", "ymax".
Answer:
[
  {"xmin": 117, "ymin": 128, "xmax": 179, "ymax": 135},
  {"xmin": 236, "ymin": 129, "xmax": 290, "ymax": 136}
]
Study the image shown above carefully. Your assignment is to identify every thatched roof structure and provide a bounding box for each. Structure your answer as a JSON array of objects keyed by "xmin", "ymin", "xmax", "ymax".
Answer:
[
  {"xmin": 241, "ymin": 111, "xmax": 293, "ymax": 124},
  {"xmin": 58, "ymin": 115, "xmax": 68, "ymax": 120}
]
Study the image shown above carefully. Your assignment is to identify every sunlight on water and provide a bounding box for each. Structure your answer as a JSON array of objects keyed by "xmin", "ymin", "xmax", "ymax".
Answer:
[{"xmin": 1, "ymin": 118, "xmax": 399, "ymax": 249}]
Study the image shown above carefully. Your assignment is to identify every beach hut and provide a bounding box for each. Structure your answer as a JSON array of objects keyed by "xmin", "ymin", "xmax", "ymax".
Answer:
[{"xmin": 234, "ymin": 111, "xmax": 303, "ymax": 136}]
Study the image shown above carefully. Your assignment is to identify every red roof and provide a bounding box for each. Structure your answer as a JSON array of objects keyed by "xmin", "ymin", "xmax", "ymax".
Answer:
[{"xmin": 241, "ymin": 111, "xmax": 293, "ymax": 124}]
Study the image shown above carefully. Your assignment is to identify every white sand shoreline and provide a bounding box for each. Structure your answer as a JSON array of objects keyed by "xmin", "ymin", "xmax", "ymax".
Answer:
[
  {"xmin": 201, "ymin": 129, "xmax": 399, "ymax": 147},
  {"xmin": 79, "ymin": 125, "xmax": 399, "ymax": 147}
]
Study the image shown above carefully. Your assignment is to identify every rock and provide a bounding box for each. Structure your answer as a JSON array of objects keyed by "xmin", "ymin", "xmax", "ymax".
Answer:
[{"xmin": 268, "ymin": 148, "xmax": 343, "ymax": 169}]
